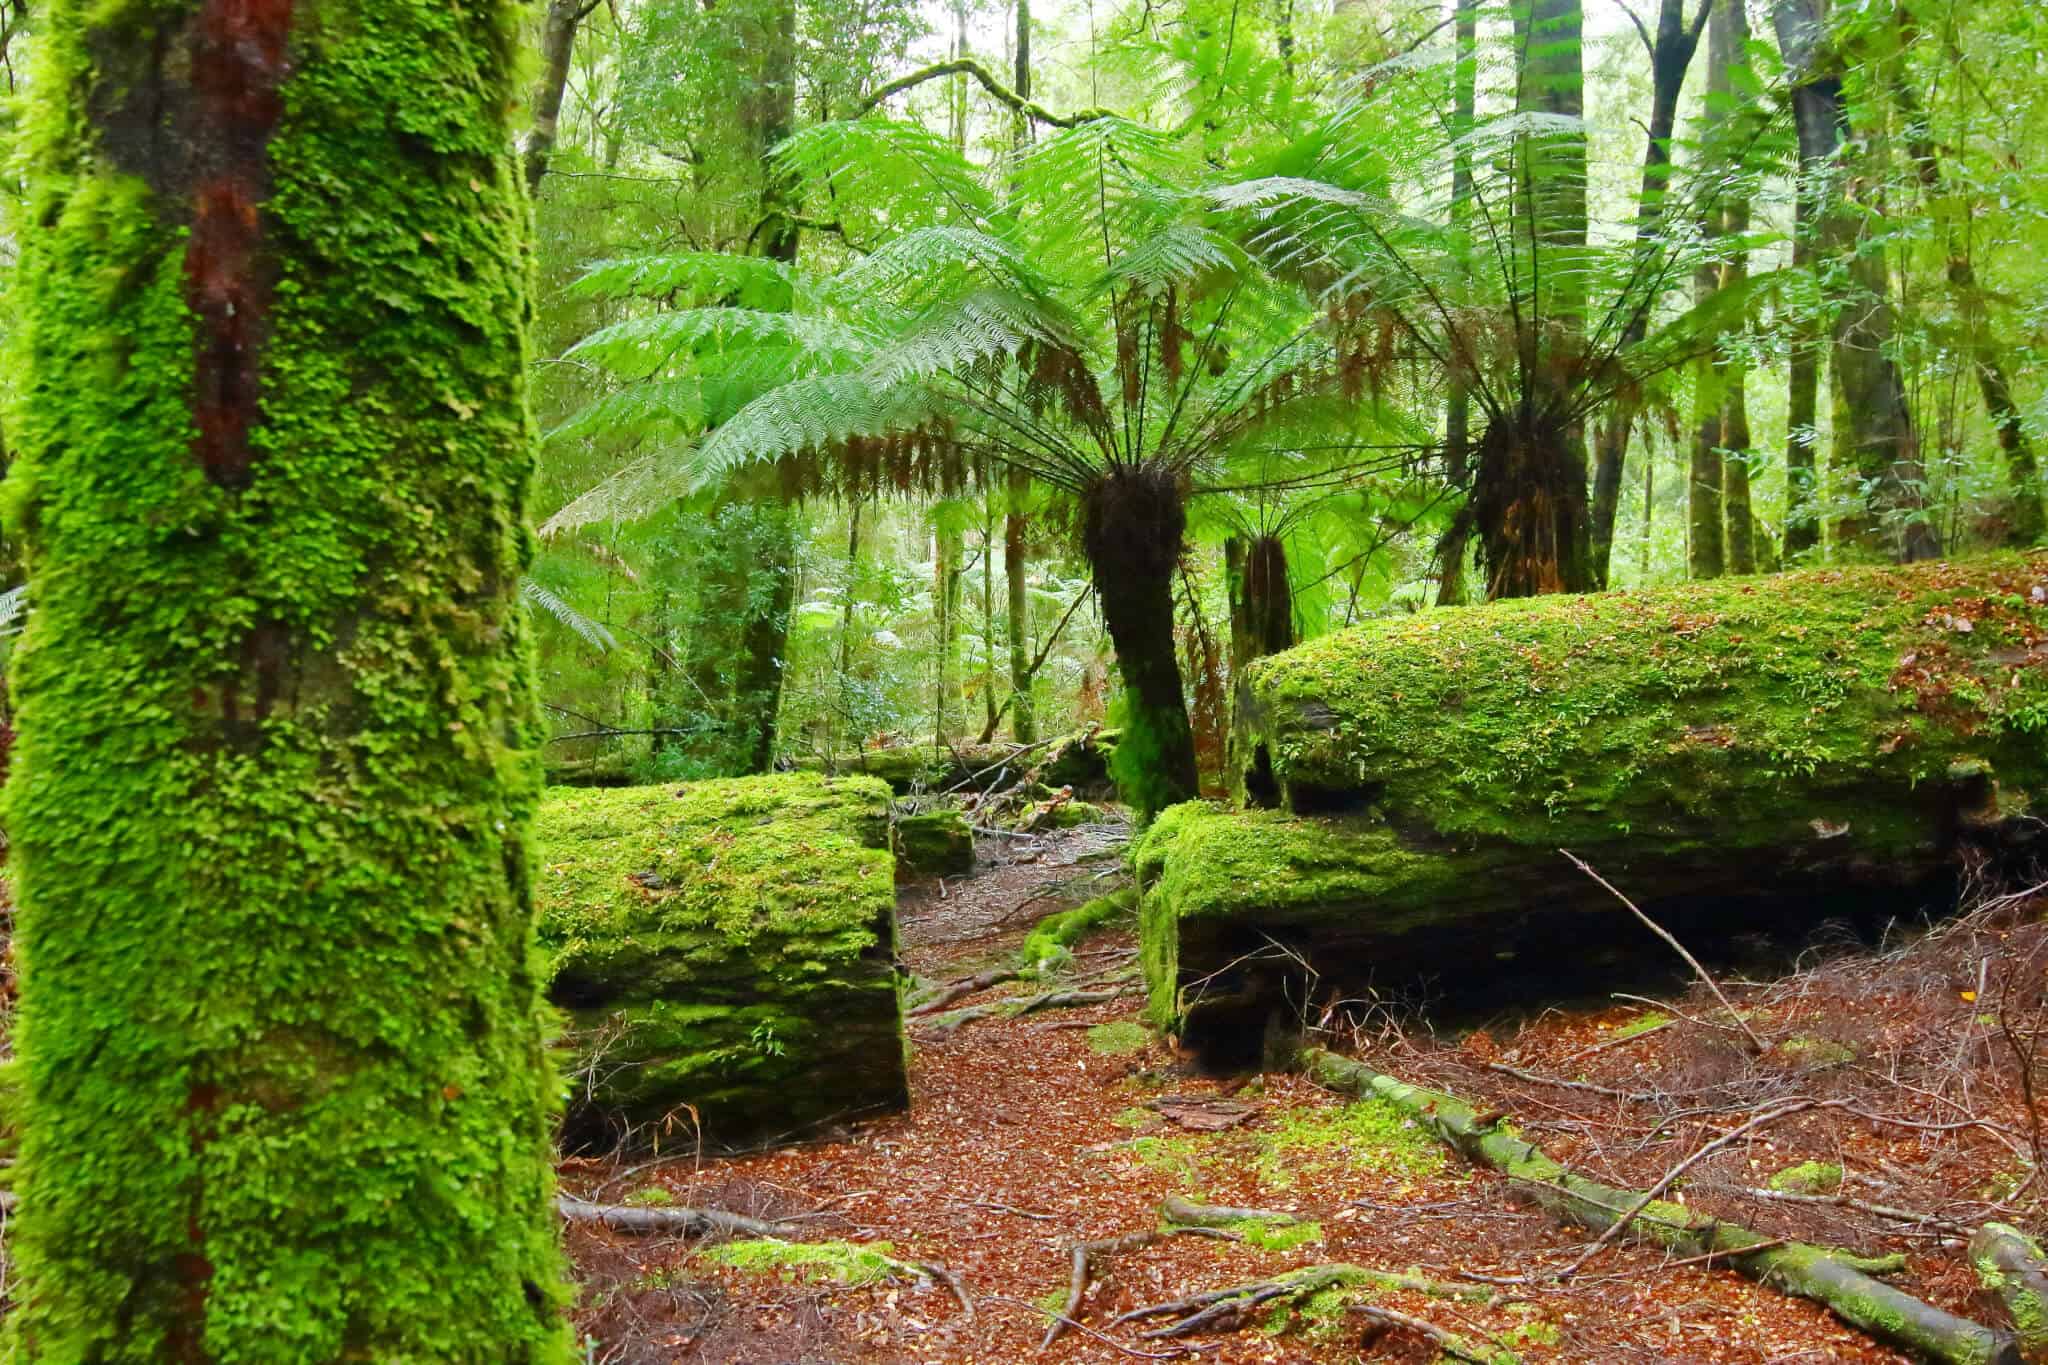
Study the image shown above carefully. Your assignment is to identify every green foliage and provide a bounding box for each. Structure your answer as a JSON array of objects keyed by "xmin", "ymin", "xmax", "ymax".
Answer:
[{"xmin": 700, "ymin": 1238, "xmax": 913, "ymax": 1286}]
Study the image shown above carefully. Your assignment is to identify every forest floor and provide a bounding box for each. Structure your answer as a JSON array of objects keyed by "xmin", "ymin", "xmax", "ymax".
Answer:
[{"xmin": 562, "ymin": 825, "xmax": 2046, "ymax": 1365}]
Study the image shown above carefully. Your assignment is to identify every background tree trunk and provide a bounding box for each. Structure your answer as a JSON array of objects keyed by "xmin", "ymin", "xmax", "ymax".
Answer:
[
  {"xmin": 1774, "ymin": 0, "xmax": 1938, "ymax": 561},
  {"xmin": 1589, "ymin": 0, "xmax": 1709, "ymax": 585},
  {"xmin": 1226, "ymin": 536, "xmax": 1295, "ymax": 676},
  {"xmin": 523, "ymin": 0, "xmax": 596, "ymax": 192},
  {"xmin": 6, "ymin": 0, "xmax": 572, "ymax": 1355},
  {"xmin": 1436, "ymin": 0, "xmax": 1477, "ymax": 607}
]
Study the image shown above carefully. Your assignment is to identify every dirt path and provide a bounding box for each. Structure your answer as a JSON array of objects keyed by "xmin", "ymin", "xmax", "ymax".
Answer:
[{"xmin": 562, "ymin": 829, "xmax": 2032, "ymax": 1364}]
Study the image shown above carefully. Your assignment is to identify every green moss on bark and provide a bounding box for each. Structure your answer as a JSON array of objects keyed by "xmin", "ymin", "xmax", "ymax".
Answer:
[
  {"xmin": 893, "ymin": 808, "xmax": 975, "ymax": 880},
  {"xmin": 3, "ymin": 0, "xmax": 572, "ymax": 1356},
  {"xmin": 535, "ymin": 774, "xmax": 908, "ymax": 1149}
]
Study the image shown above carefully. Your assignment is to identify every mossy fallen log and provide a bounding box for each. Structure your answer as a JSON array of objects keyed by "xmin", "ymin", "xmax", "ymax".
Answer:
[
  {"xmin": 536, "ymin": 773, "xmax": 908, "ymax": 1150},
  {"xmin": 893, "ymin": 808, "xmax": 975, "ymax": 879},
  {"xmin": 791, "ymin": 728, "xmax": 1118, "ymax": 796},
  {"xmin": 1145, "ymin": 556, "xmax": 2048, "ymax": 1048},
  {"xmin": 1973, "ymin": 1223, "xmax": 2048, "ymax": 1361},
  {"xmin": 1302, "ymin": 1048, "xmax": 2021, "ymax": 1365}
]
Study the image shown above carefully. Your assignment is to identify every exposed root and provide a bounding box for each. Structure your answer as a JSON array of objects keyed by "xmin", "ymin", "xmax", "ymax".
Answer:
[
  {"xmin": 1039, "ymin": 1224, "xmax": 1235, "ymax": 1349},
  {"xmin": 1115, "ymin": 1263, "xmax": 1505, "ymax": 1358},
  {"xmin": 907, "ymin": 967, "xmax": 1020, "ymax": 1017}
]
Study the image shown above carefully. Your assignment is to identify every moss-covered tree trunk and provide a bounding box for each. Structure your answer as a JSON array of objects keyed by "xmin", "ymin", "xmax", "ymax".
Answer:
[
  {"xmin": 1225, "ymin": 535, "xmax": 1294, "ymax": 676},
  {"xmin": 1006, "ymin": 471, "xmax": 1037, "ymax": 743},
  {"xmin": 4, "ymin": 0, "xmax": 572, "ymax": 1357},
  {"xmin": 1082, "ymin": 467, "xmax": 1200, "ymax": 816}
]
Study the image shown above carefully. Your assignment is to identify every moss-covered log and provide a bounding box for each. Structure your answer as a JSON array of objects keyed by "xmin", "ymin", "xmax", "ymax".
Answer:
[
  {"xmin": 793, "ymin": 728, "xmax": 1117, "ymax": 796},
  {"xmin": 894, "ymin": 808, "xmax": 975, "ymax": 879},
  {"xmin": 1303, "ymin": 1050, "xmax": 2021, "ymax": 1365},
  {"xmin": 536, "ymin": 774, "xmax": 908, "ymax": 1149},
  {"xmin": 3, "ymin": 0, "xmax": 572, "ymax": 1355},
  {"xmin": 1973, "ymin": 1223, "xmax": 2048, "ymax": 1361},
  {"xmin": 1148, "ymin": 557, "xmax": 2048, "ymax": 1047}
]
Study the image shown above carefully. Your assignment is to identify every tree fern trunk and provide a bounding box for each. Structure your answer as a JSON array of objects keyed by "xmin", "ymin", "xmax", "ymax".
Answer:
[
  {"xmin": 1082, "ymin": 469, "xmax": 1199, "ymax": 816},
  {"xmin": 6, "ymin": 0, "xmax": 572, "ymax": 1356}
]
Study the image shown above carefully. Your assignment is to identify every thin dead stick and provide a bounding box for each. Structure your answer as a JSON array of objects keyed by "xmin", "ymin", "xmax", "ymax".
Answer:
[
  {"xmin": 986, "ymin": 1295, "xmax": 1209, "ymax": 1359},
  {"xmin": 1562, "ymin": 1017, "xmax": 1675, "ymax": 1062},
  {"xmin": 1554, "ymin": 1099, "xmax": 1829, "ymax": 1279},
  {"xmin": 1563, "ymin": 850, "xmax": 1768, "ymax": 1054},
  {"xmin": 1347, "ymin": 1303, "xmax": 1517, "ymax": 1364}
]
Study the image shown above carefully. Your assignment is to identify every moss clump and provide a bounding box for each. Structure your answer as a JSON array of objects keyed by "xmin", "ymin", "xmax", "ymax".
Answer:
[
  {"xmin": 1086, "ymin": 1021, "xmax": 1151, "ymax": 1055},
  {"xmin": 790, "ymin": 748, "xmax": 946, "ymax": 793},
  {"xmin": 1779, "ymin": 1036, "xmax": 1857, "ymax": 1069},
  {"xmin": 624, "ymin": 1187, "xmax": 677, "ymax": 1207},
  {"xmin": 893, "ymin": 807, "xmax": 975, "ymax": 879},
  {"xmin": 1613, "ymin": 1011, "xmax": 1671, "ymax": 1039},
  {"xmin": 1240, "ymin": 1218, "xmax": 1324, "ymax": 1252},
  {"xmin": 3, "ymin": 0, "xmax": 575, "ymax": 1355},
  {"xmin": 1020, "ymin": 886, "xmax": 1135, "ymax": 974},
  {"xmin": 1769, "ymin": 1161, "xmax": 1845, "ymax": 1195},
  {"xmin": 1257, "ymin": 1098, "xmax": 1449, "ymax": 1186},
  {"xmin": 536, "ymin": 774, "xmax": 908, "ymax": 1148},
  {"xmin": 701, "ymin": 1239, "xmax": 911, "ymax": 1287}
]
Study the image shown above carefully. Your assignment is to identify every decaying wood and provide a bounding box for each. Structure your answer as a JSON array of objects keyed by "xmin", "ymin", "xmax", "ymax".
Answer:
[
  {"xmin": 908, "ymin": 968, "xmax": 1020, "ymax": 1017},
  {"xmin": 1159, "ymin": 1195, "xmax": 1304, "ymax": 1228},
  {"xmin": 1971, "ymin": 1223, "xmax": 2048, "ymax": 1362},
  {"xmin": 557, "ymin": 1193, "xmax": 793, "ymax": 1239},
  {"xmin": 1301, "ymin": 1048, "xmax": 2023, "ymax": 1365}
]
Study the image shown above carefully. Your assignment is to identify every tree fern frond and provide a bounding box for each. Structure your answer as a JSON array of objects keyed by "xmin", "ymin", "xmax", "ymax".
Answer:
[
  {"xmin": 538, "ymin": 450, "xmax": 702, "ymax": 536},
  {"xmin": 566, "ymin": 309, "xmax": 873, "ymax": 379},
  {"xmin": 870, "ymin": 287, "xmax": 1079, "ymax": 383},
  {"xmin": 693, "ymin": 374, "xmax": 942, "ymax": 486},
  {"xmin": 569, "ymin": 253, "xmax": 798, "ymax": 307},
  {"xmin": 521, "ymin": 578, "xmax": 617, "ymax": 652},
  {"xmin": 546, "ymin": 377, "xmax": 707, "ymax": 444}
]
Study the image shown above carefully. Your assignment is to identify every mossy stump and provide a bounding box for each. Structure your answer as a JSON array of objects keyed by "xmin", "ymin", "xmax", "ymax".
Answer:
[
  {"xmin": 893, "ymin": 808, "xmax": 975, "ymax": 879},
  {"xmin": 536, "ymin": 774, "xmax": 909, "ymax": 1150},
  {"xmin": 1146, "ymin": 557, "xmax": 2048, "ymax": 1055}
]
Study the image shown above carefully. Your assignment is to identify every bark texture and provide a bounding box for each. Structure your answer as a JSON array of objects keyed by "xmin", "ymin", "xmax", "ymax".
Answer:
[
  {"xmin": 6, "ymin": 0, "xmax": 573, "ymax": 1354},
  {"xmin": 1081, "ymin": 467, "xmax": 1200, "ymax": 815},
  {"xmin": 522, "ymin": 0, "xmax": 592, "ymax": 192}
]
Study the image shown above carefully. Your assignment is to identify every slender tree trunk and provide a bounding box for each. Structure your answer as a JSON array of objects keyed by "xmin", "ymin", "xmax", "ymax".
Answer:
[
  {"xmin": 1006, "ymin": 470, "xmax": 1037, "ymax": 742},
  {"xmin": 727, "ymin": 0, "xmax": 802, "ymax": 771},
  {"xmin": 8, "ymin": 0, "xmax": 571, "ymax": 1355},
  {"xmin": 1709, "ymin": 0, "xmax": 1755, "ymax": 574},
  {"xmin": 1436, "ymin": 0, "xmax": 1477, "ymax": 607},
  {"xmin": 1689, "ymin": 253, "xmax": 1726, "ymax": 580},
  {"xmin": 1774, "ymin": 0, "xmax": 1937, "ymax": 561},
  {"xmin": 1082, "ymin": 469, "xmax": 1200, "ymax": 816},
  {"xmin": 981, "ymin": 507, "xmax": 999, "ymax": 739},
  {"xmin": 523, "ymin": 0, "xmax": 593, "ymax": 192},
  {"xmin": 1589, "ymin": 0, "xmax": 1709, "ymax": 585},
  {"xmin": 1005, "ymin": 2, "xmax": 1040, "ymax": 743},
  {"xmin": 1892, "ymin": 76, "xmax": 2045, "ymax": 545}
]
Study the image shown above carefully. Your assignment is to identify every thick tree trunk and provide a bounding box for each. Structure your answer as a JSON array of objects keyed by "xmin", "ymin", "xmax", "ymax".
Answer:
[
  {"xmin": 1710, "ymin": 0, "xmax": 1755, "ymax": 575},
  {"xmin": 1785, "ymin": 216, "xmax": 1823, "ymax": 557},
  {"xmin": 522, "ymin": 0, "xmax": 592, "ymax": 193},
  {"xmin": 1081, "ymin": 468, "xmax": 1200, "ymax": 816},
  {"xmin": 1302, "ymin": 1052, "xmax": 2022, "ymax": 1365},
  {"xmin": 1774, "ymin": 0, "xmax": 1937, "ymax": 561},
  {"xmin": 1473, "ymin": 411, "xmax": 1594, "ymax": 598},
  {"xmin": 7, "ymin": 0, "xmax": 571, "ymax": 1356}
]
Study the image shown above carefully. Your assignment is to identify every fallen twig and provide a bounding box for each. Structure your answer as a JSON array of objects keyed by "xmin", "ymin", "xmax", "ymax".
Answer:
[
  {"xmin": 1041, "ymin": 1226, "xmax": 1236, "ymax": 1349},
  {"xmin": 907, "ymin": 967, "xmax": 1019, "ymax": 1017},
  {"xmin": 1564, "ymin": 850, "xmax": 1767, "ymax": 1053},
  {"xmin": 1301, "ymin": 1048, "xmax": 2021, "ymax": 1365}
]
